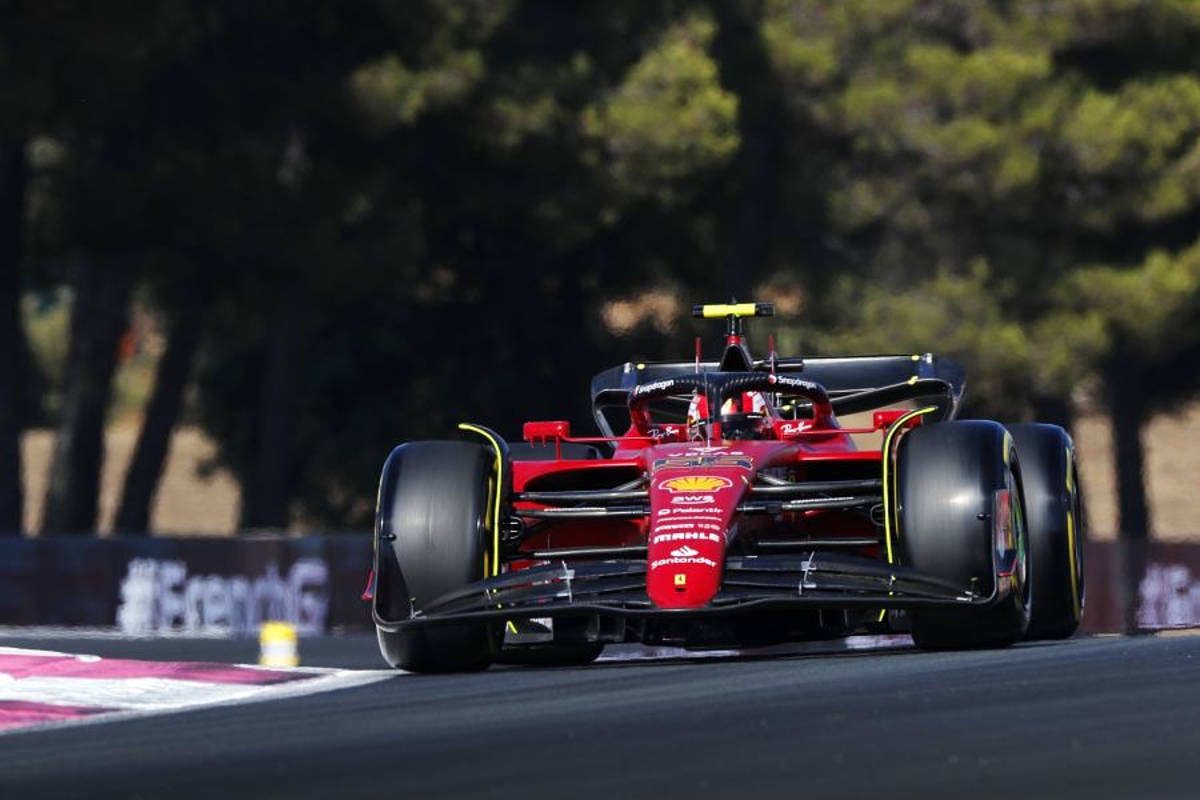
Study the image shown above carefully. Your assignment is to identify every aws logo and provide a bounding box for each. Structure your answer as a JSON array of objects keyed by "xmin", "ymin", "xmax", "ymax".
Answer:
[{"xmin": 657, "ymin": 476, "xmax": 733, "ymax": 493}]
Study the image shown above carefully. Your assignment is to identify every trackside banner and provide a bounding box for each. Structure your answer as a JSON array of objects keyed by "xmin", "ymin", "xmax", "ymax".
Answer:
[
  {"xmin": 1082, "ymin": 540, "xmax": 1200, "ymax": 632},
  {"xmin": 0, "ymin": 536, "xmax": 372, "ymax": 637},
  {"xmin": 0, "ymin": 537, "xmax": 1198, "ymax": 636}
]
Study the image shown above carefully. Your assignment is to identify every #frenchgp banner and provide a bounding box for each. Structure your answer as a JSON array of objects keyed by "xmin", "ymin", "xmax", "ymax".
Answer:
[
  {"xmin": 0, "ymin": 536, "xmax": 1199, "ymax": 636},
  {"xmin": 0, "ymin": 536, "xmax": 373, "ymax": 637},
  {"xmin": 1082, "ymin": 540, "xmax": 1200, "ymax": 633}
]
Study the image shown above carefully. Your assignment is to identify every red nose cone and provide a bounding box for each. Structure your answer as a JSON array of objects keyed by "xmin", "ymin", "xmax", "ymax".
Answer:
[{"xmin": 646, "ymin": 471, "xmax": 744, "ymax": 609}]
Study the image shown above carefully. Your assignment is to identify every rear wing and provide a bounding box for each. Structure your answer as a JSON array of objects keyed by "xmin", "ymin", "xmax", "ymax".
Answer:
[{"xmin": 588, "ymin": 354, "xmax": 966, "ymax": 438}]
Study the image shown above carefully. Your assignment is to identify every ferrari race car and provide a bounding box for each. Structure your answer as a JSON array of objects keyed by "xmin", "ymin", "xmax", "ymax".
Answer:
[{"xmin": 367, "ymin": 303, "xmax": 1085, "ymax": 672}]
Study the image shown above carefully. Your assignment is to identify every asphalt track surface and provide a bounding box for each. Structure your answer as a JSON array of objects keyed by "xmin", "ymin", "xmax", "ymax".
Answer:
[{"xmin": 2, "ymin": 632, "xmax": 1199, "ymax": 799}]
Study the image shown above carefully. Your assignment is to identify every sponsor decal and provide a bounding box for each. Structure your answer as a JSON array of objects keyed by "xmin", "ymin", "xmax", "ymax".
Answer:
[
  {"xmin": 683, "ymin": 447, "xmax": 745, "ymax": 456},
  {"xmin": 632, "ymin": 379, "xmax": 676, "ymax": 397},
  {"xmin": 657, "ymin": 522, "xmax": 720, "ymax": 534},
  {"xmin": 116, "ymin": 558, "xmax": 330, "ymax": 637},
  {"xmin": 778, "ymin": 421, "xmax": 808, "ymax": 437},
  {"xmin": 671, "ymin": 494, "xmax": 716, "ymax": 505},
  {"xmin": 657, "ymin": 524, "xmax": 722, "ymax": 533},
  {"xmin": 769, "ymin": 374, "xmax": 823, "ymax": 392},
  {"xmin": 651, "ymin": 532, "xmax": 722, "ymax": 544},
  {"xmin": 654, "ymin": 456, "xmax": 754, "ymax": 470},
  {"xmin": 664, "ymin": 506, "xmax": 721, "ymax": 515},
  {"xmin": 670, "ymin": 545, "xmax": 700, "ymax": 558},
  {"xmin": 654, "ymin": 457, "xmax": 702, "ymax": 469},
  {"xmin": 650, "ymin": 556, "xmax": 718, "ymax": 570},
  {"xmin": 658, "ymin": 475, "xmax": 733, "ymax": 493},
  {"xmin": 653, "ymin": 521, "xmax": 723, "ymax": 532},
  {"xmin": 712, "ymin": 456, "xmax": 754, "ymax": 470}
]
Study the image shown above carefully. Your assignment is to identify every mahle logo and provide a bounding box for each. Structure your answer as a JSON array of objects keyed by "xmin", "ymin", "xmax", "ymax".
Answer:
[{"xmin": 658, "ymin": 476, "xmax": 732, "ymax": 493}]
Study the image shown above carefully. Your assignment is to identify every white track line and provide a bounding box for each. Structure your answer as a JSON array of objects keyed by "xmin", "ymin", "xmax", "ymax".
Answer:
[{"xmin": 0, "ymin": 648, "xmax": 394, "ymax": 737}]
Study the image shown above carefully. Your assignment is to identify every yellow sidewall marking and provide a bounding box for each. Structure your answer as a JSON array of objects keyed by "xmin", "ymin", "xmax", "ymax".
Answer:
[
  {"xmin": 458, "ymin": 423, "xmax": 504, "ymax": 578},
  {"xmin": 1065, "ymin": 449, "xmax": 1081, "ymax": 620},
  {"xmin": 881, "ymin": 407, "xmax": 938, "ymax": 565},
  {"xmin": 877, "ymin": 406, "xmax": 938, "ymax": 623}
]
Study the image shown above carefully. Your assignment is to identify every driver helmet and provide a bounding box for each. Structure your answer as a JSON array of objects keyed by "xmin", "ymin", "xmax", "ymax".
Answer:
[
  {"xmin": 686, "ymin": 393, "xmax": 710, "ymax": 441},
  {"xmin": 687, "ymin": 392, "xmax": 768, "ymax": 441}
]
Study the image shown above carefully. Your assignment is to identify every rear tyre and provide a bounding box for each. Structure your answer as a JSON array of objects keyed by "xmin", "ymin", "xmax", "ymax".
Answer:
[
  {"xmin": 1008, "ymin": 423, "xmax": 1085, "ymax": 640},
  {"xmin": 897, "ymin": 421, "xmax": 1030, "ymax": 650},
  {"xmin": 373, "ymin": 441, "xmax": 499, "ymax": 673}
]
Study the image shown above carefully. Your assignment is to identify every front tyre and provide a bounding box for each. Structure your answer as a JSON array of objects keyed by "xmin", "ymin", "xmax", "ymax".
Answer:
[
  {"xmin": 1009, "ymin": 423, "xmax": 1085, "ymax": 640},
  {"xmin": 897, "ymin": 421, "xmax": 1031, "ymax": 650},
  {"xmin": 372, "ymin": 441, "xmax": 500, "ymax": 672}
]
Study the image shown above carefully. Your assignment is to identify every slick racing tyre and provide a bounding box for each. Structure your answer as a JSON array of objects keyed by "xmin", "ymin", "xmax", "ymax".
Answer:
[
  {"xmin": 897, "ymin": 421, "xmax": 1031, "ymax": 650},
  {"xmin": 373, "ymin": 441, "xmax": 500, "ymax": 673},
  {"xmin": 1008, "ymin": 423, "xmax": 1085, "ymax": 640}
]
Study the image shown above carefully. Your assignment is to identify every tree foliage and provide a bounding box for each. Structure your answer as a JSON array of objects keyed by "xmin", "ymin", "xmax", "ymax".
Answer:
[
  {"xmin": 5, "ymin": 0, "xmax": 1200, "ymax": 538},
  {"xmin": 761, "ymin": 0, "xmax": 1200, "ymax": 537}
]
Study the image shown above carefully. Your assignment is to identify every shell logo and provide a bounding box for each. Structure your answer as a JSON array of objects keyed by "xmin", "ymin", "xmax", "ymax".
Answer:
[{"xmin": 658, "ymin": 476, "xmax": 733, "ymax": 493}]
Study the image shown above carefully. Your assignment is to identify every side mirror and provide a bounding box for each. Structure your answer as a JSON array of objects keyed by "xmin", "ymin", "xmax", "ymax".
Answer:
[{"xmin": 523, "ymin": 420, "xmax": 571, "ymax": 443}]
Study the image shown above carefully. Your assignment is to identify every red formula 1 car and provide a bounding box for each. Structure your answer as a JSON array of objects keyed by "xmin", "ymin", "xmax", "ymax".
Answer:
[{"xmin": 367, "ymin": 303, "xmax": 1085, "ymax": 672}]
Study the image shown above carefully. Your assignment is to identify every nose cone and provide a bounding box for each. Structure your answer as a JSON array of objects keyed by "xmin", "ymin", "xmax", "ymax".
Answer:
[
  {"xmin": 647, "ymin": 533, "xmax": 727, "ymax": 609},
  {"xmin": 646, "ymin": 472, "xmax": 743, "ymax": 609}
]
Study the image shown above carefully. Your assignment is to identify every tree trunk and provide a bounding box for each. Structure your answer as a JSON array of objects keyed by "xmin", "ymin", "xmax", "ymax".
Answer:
[
  {"xmin": 1105, "ymin": 366, "xmax": 1151, "ymax": 632},
  {"xmin": 113, "ymin": 308, "xmax": 204, "ymax": 535},
  {"xmin": 40, "ymin": 263, "xmax": 134, "ymax": 536},
  {"xmin": 239, "ymin": 294, "xmax": 303, "ymax": 531},
  {"xmin": 710, "ymin": 0, "xmax": 784, "ymax": 299},
  {"xmin": 1031, "ymin": 392, "xmax": 1075, "ymax": 432},
  {"xmin": 0, "ymin": 137, "xmax": 29, "ymax": 536},
  {"xmin": 1107, "ymin": 374, "xmax": 1150, "ymax": 540}
]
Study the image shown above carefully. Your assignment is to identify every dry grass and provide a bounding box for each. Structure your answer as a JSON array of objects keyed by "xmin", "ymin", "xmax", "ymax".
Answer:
[
  {"xmin": 15, "ymin": 400, "xmax": 1200, "ymax": 539},
  {"xmin": 1073, "ymin": 401, "xmax": 1200, "ymax": 542},
  {"xmin": 22, "ymin": 423, "xmax": 240, "ymax": 536}
]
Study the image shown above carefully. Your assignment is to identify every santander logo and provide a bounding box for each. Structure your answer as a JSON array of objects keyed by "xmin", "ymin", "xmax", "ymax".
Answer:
[{"xmin": 669, "ymin": 545, "xmax": 700, "ymax": 558}]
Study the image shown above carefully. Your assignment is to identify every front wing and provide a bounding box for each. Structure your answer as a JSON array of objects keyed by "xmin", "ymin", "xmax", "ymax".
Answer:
[{"xmin": 372, "ymin": 552, "xmax": 999, "ymax": 632}]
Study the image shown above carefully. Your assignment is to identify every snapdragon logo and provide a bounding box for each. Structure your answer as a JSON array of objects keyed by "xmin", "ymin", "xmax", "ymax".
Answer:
[
  {"xmin": 770, "ymin": 375, "xmax": 822, "ymax": 392},
  {"xmin": 632, "ymin": 379, "xmax": 676, "ymax": 397},
  {"xmin": 116, "ymin": 558, "xmax": 330, "ymax": 637}
]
